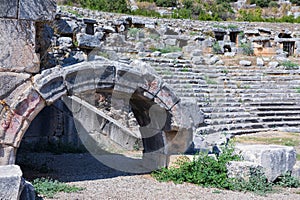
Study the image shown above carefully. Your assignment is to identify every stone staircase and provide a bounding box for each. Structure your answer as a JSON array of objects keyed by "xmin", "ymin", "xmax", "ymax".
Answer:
[{"xmin": 140, "ymin": 57, "xmax": 300, "ymax": 140}]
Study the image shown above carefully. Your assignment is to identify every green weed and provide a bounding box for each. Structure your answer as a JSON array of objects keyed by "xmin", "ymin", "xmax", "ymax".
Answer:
[
  {"xmin": 281, "ymin": 61, "xmax": 299, "ymax": 70},
  {"xmin": 33, "ymin": 178, "xmax": 84, "ymax": 198}
]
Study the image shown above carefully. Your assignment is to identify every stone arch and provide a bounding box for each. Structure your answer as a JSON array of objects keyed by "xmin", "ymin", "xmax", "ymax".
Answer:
[{"xmin": 0, "ymin": 60, "xmax": 196, "ymax": 171}]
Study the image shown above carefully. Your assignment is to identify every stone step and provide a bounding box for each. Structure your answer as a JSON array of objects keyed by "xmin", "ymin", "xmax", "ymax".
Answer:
[
  {"xmin": 205, "ymin": 115, "xmax": 300, "ymax": 125},
  {"xmin": 211, "ymin": 128, "xmax": 273, "ymax": 136},
  {"xmin": 253, "ymin": 110, "xmax": 300, "ymax": 116},
  {"xmin": 197, "ymin": 121, "xmax": 300, "ymax": 134}
]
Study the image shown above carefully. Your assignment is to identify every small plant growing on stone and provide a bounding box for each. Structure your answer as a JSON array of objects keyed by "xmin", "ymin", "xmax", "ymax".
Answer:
[
  {"xmin": 240, "ymin": 42, "xmax": 254, "ymax": 56},
  {"xmin": 221, "ymin": 69, "xmax": 229, "ymax": 74},
  {"xmin": 152, "ymin": 45, "xmax": 182, "ymax": 53},
  {"xmin": 231, "ymin": 167, "xmax": 273, "ymax": 195},
  {"xmin": 275, "ymin": 172, "xmax": 300, "ymax": 188},
  {"xmin": 281, "ymin": 61, "xmax": 299, "ymax": 70},
  {"xmin": 212, "ymin": 42, "xmax": 222, "ymax": 54},
  {"xmin": 205, "ymin": 76, "xmax": 217, "ymax": 85},
  {"xmin": 149, "ymin": 33, "xmax": 160, "ymax": 41},
  {"xmin": 33, "ymin": 178, "xmax": 84, "ymax": 198},
  {"xmin": 128, "ymin": 28, "xmax": 140, "ymax": 38}
]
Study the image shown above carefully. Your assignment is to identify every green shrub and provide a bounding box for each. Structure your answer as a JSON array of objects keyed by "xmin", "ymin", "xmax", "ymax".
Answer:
[
  {"xmin": 238, "ymin": 8, "xmax": 263, "ymax": 22},
  {"xmin": 275, "ymin": 172, "xmax": 300, "ymax": 188},
  {"xmin": 291, "ymin": 0, "xmax": 300, "ymax": 6},
  {"xmin": 281, "ymin": 61, "xmax": 299, "ymax": 70},
  {"xmin": 33, "ymin": 178, "xmax": 84, "ymax": 198},
  {"xmin": 212, "ymin": 42, "xmax": 222, "ymax": 54},
  {"xmin": 152, "ymin": 144, "xmax": 241, "ymax": 189},
  {"xmin": 240, "ymin": 42, "xmax": 254, "ymax": 56},
  {"xmin": 128, "ymin": 28, "xmax": 140, "ymax": 38},
  {"xmin": 172, "ymin": 8, "xmax": 192, "ymax": 19},
  {"xmin": 155, "ymin": 0, "xmax": 177, "ymax": 7},
  {"xmin": 250, "ymin": 0, "xmax": 269, "ymax": 8},
  {"xmin": 150, "ymin": 45, "xmax": 182, "ymax": 53},
  {"xmin": 231, "ymin": 168, "xmax": 273, "ymax": 195},
  {"xmin": 79, "ymin": 0, "xmax": 130, "ymax": 13},
  {"xmin": 131, "ymin": 8, "xmax": 161, "ymax": 17}
]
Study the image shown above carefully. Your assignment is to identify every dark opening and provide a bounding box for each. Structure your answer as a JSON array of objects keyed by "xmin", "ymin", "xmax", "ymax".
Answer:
[
  {"xmin": 224, "ymin": 45, "xmax": 232, "ymax": 52},
  {"xmin": 278, "ymin": 33, "xmax": 292, "ymax": 38},
  {"xmin": 214, "ymin": 32, "xmax": 225, "ymax": 41},
  {"xmin": 283, "ymin": 42, "xmax": 295, "ymax": 56},
  {"xmin": 229, "ymin": 32, "xmax": 239, "ymax": 43}
]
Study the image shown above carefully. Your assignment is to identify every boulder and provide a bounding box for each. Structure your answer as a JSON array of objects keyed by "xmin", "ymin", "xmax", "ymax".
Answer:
[
  {"xmin": 207, "ymin": 56, "xmax": 219, "ymax": 65},
  {"xmin": 224, "ymin": 52, "xmax": 236, "ymax": 57},
  {"xmin": 162, "ymin": 52, "xmax": 183, "ymax": 59},
  {"xmin": 54, "ymin": 19, "xmax": 78, "ymax": 35},
  {"xmin": 268, "ymin": 61, "xmax": 279, "ymax": 68},
  {"xmin": 58, "ymin": 37, "xmax": 73, "ymax": 49},
  {"xmin": 192, "ymin": 56, "xmax": 204, "ymax": 65},
  {"xmin": 0, "ymin": 165, "xmax": 23, "ymax": 200},
  {"xmin": 256, "ymin": 57, "xmax": 264, "ymax": 66},
  {"xmin": 239, "ymin": 60, "xmax": 252, "ymax": 66},
  {"xmin": 76, "ymin": 33, "xmax": 102, "ymax": 49},
  {"xmin": 235, "ymin": 144, "xmax": 297, "ymax": 182}
]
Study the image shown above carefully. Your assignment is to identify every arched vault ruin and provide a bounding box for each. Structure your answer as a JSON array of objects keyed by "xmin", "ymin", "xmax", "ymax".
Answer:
[{"xmin": 0, "ymin": 60, "xmax": 199, "ymax": 170}]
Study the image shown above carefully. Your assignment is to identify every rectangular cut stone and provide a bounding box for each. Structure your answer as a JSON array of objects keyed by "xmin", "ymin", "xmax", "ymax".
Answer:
[
  {"xmin": 0, "ymin": 19, "xmax": 39, "ymax": 73},
  {"xmin": 0, "ymin": 165, "xmax": 22, "ymax": 199},
  {"xmin": 19, "ymin": 0, "xmax": 57, "ymax": 21},
  {"xmin": 0, "ymin": 0, "xmax": 18, "ymax": 18},
  {"xmin": 0, "ymin": 146, "xmax": 15, "ymax": 165}
]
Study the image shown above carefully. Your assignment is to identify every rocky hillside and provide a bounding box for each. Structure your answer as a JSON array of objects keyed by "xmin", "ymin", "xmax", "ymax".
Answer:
[{"xmin": 58, "ymin": 0, "xmax": 300, "ymax": 22}]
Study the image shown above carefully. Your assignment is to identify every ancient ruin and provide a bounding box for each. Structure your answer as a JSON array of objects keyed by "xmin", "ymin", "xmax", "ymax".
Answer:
[{"xmin": 1, "ymin": 1, "xmax": 300, "ymax": 198}]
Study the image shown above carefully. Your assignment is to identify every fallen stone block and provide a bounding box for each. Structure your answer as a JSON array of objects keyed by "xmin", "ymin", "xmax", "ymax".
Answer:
[
  {"xmin": 76, "ymin": 33, "xmax": 102, "ymax": 49},
  {"xmin": 0, "ymin": 165, "xmax": 23, "ymax": 200},
  {"xmin": 235, "ymin": 144, "xmax": 297, "ymax": 182},
  {"xmin": 227, "ymin": 161, "xmax": 263, "ymax": 181},
  {"xmin": 239, "ymin": 60, "xmax": 252, "ymax": 66}
]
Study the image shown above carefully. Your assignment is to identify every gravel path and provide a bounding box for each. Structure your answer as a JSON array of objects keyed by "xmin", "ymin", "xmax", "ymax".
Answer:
[{"xmin": 17, "ymin": 153, "xmax": 300, "ymax": 200}]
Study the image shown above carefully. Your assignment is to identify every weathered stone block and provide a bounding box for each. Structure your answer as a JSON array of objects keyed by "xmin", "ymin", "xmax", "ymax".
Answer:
[
  {"xmin": 0, "ymin": 107, "xmax": 28, "ymax": 147},
  {"xmin": 54, "ymin": 19, "xmax": 78, "ymax": 35},
  {"xmin": 0, "ymin": 19, "xmax": 39, "ymax": 73},
  {"xmin": 34, "ymin": 67, "xmax": 67, "ymax": 105},
  {"xmin": 64, "ymin": 63, "xmax": 96, "ymax": 95},
  {"xmin": 5, "ymin": 82, "xmax": 45, "ymax": 122},
  {"xmin": 235, "ymin": 144, "xmax": 297, "ymax": 182},
  {"xmin": 76, "ymin": 33, "xmax": 102, "ymax": 49},
  {"xmin": 227, "ymin": 161, "xmax": 263, "ymax": 181},
  {"xmin": 19, "ymin": 0, "xmax": 57, "ymax": 21},
  {"xmin": 292, "ymin": 161, "xmax": 300, "ymax": 179},
  {"xmin": 0, "ymin": 146, "xmax": 15, "ymax": 165},
  {"xmin": 0, "ymin": 165, "xmax": 23, "ymax": 200},
  {"xmin": 0, "ymin": 0, "xmax": 18, "ymax": 18},
  {"xmin": 0, "ymin": 73, "xmax": 30, "ymax": 99}
]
